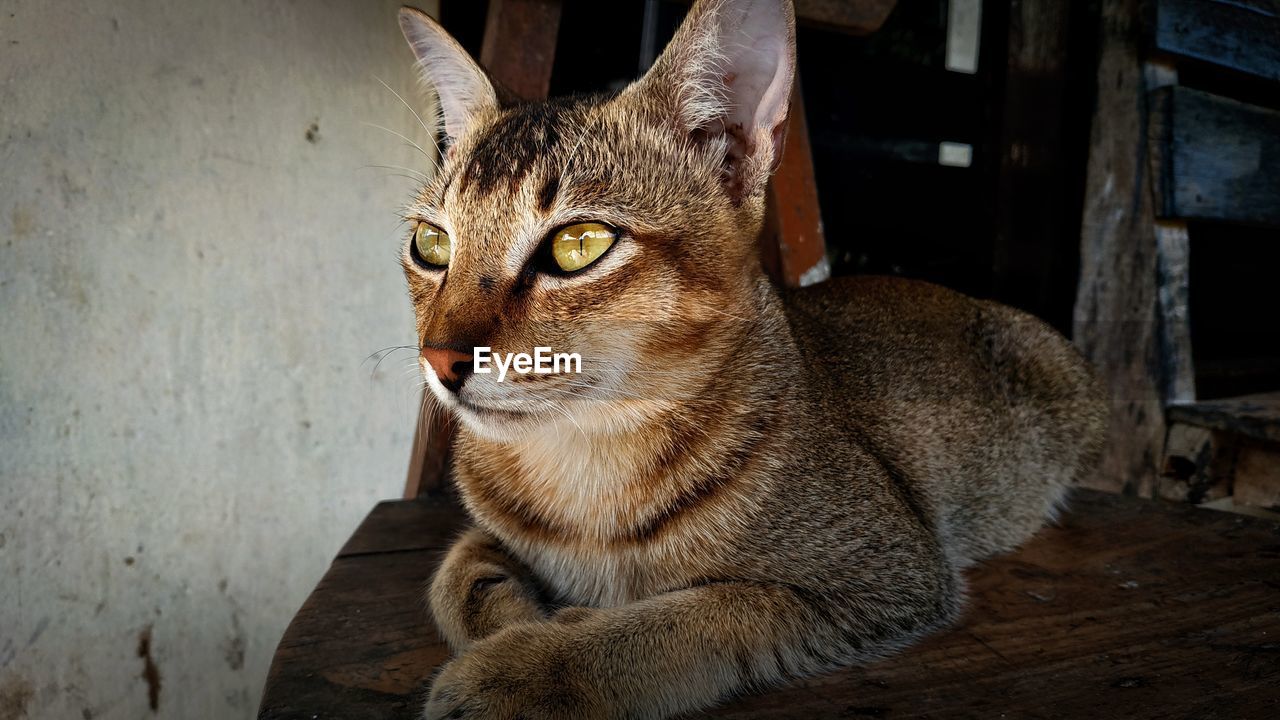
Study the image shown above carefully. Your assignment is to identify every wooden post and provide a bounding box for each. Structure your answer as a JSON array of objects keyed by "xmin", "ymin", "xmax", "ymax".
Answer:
[
  {"xmin": 403, "ymin": 406, "xmax": 454, "ymax": 500},
  {"xmin": 766, "ymin": 76, "xmax": 830, "ymax": 288},
  {"xmin": 480, "ymin": 0, "xmax": 563, "ymax": 100},
  {"xmin": 1153, "ymin": 221, "xmax": 1195, "ymax": 405},
  {"xmin": 1157, "ymin": 423, "xmax": 1232, "ymax": 504},
  {"xmin": 1072, "ymin": 0, "xmax": 1168, "ymax": 496},
  {"xmin": 404, "ymin": 2, "xmax": 563, "ymax": 498},
  {"xmin": 990, "ymin": 0, "xmax": 1076, "ymax": 331},
  {"xmin": 1235, "ymin": 441, "xmax": 1280, "ymax": 511}
]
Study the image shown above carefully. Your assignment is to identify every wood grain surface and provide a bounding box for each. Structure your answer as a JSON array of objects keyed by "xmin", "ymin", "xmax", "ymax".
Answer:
[
  {"xmin": 1073, "ymin": 0, "xmax": 1168, "ymax": 497},
  {"xmin": 480, "ymin": 0, "xmax": 563, "ymax": 101},
  {"xmin": 1150, "ymin": 0, "xmax": 1280, "ymax": 82},
  {"xmin": 259, "ymin": 491, "xmax": 1280, "ymax": 719},
  {"xmin": 1168, "ymin": 392, "xmax": 1280, "ymax": 444},
  {"xmin": 1147, "ymin": 85, "xmax": 1280, "ymax": 228}
]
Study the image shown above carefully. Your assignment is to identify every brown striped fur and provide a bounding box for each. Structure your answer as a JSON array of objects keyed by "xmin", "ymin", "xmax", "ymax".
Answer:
[{"xmin": 393, "ymin": 1, "xmax": 1107, "ymax": 718}]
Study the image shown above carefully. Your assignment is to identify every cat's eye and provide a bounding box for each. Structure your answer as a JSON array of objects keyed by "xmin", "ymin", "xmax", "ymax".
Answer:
[
  {"xmin": 550, "ymin": 222, "xmax": 616, "ymax": 273},
  {"xmin": 412, "ymin": 222, "xmax": 451, "ymax": 268}
]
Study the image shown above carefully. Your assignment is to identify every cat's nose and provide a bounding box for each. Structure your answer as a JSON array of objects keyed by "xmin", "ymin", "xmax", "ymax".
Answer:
[{"xmin": 421, "ymin": 346, "xmax": 474, "ymax": 393}]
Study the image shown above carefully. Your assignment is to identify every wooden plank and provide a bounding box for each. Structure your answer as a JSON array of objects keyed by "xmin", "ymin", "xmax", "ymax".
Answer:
[
  {"xmin": 1235, "ymin": 440, "xmax": 1280, "ymax": 510},
  {"xmin": 1147, "ymin": 85, "xmax": 1280, "ymax": 227},
  {"xmin": 767, "ymin": 77, "xmax": 830, "ymax": 288},
  {"xmin": 403, "ymin": 406, "xmax": 452, "ymax": 499},
  {"xmin": 1073, "ymin": 0, "xmax": 1168, "ymax": 496},
  {"xmin": 1158, "ymin": 422, "xmax": 1233, "ymax": 503},
  {"xmin": 258, "ymin": 551, "xmax": 453, "ymax": 720},
  {"xmin": 479, "ymin": 0, "xmax": 563, "ymax": 100},
  {"xmin": 258, "ymin": 491, "xmax": 1280, "ymax": 719},
  {"xmin": 1151, "ymin": 0, "xmax": 1280, "ymax": 82},
  {"xmin": 260, "ymin": 503, "xmax": 464, "ymax": 719},
  {"xmin": 990, "ymin": 0, "xmax": 1077, "ymax": 331},
  {"xmin": 1154, "ymin": 221, "xmax": 1195, "ymax": 403},
  {"xmin": 792, "ymin": 0, "xmax": 899, "ymax": 35},
  {"xmin": 1168, "ymin": 391, "xmax": 1280, "ymax": 443},
  {"xmin": 339, "ymin": 496, "xmax": 466, "ymax": 557}
]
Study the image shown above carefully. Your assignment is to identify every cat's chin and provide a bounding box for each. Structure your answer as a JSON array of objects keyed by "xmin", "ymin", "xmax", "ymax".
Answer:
[{"xmin": 451, "ymin": 399, "xmax": 543, "ymax": 442}]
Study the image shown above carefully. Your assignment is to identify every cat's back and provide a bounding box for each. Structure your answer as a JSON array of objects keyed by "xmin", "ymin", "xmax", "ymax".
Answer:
[
  {"xmin": 785, "ymin": 275, "xmax": 996, "ymax": 399},
  {"xmin": 782, "ymin": 275, "xmax": 1107, "ymax": 562},
  {"xmin": 782, "ymin": 275, "xmax": 1099, "ymax": 422}
]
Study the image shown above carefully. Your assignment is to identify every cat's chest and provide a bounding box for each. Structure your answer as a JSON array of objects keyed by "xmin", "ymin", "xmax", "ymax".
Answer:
[
  {"xmin": 455, "ymin": 431, "xmax": 750, "ymax": 606},
  {"xmin": 507, "ymin": 533, "xmax": 707, "ymax": 607}
]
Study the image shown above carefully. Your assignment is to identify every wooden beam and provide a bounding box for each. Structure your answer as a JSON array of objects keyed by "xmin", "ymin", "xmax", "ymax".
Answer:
[
  {"xmin": 1151, "ymin": 0, "xmax": 1280, "ymax": 83},
  {"xmin": 1157, "ymin": 422, "xmax": 1232, "ymax": 503},
  {"xmin": 1234, "ymin": 440, "xmax": 1280, "ymax": 510},
  {"xmin": 792, "ymin": 0, "xmax": 899, "ymax": 35},
  {"xmin": 403, "ymin": 406, "xmax": 454, "ymax": 499},
  {"xmin": 766, "ymin": 77, "xmax": 829, "ymax": 288},
  {"xmin": 990, "ymin": 0, "xmax": 1076, "ymax": 331},
  {"xmin": 480, "ymin": 0, "xmax": 563, "ymax": 100},
  {"xmin": 1147, "ymin": 85, "xmax": 1280, "ymax": 227},
  {"xmin": 1154, "ymin": 221, "xmax": 1195, "ymax": 404},
  {"xmin": 1073, "ymin": 0, "xmax": 1168, "ymax": 496},
  {"xmin": 1167, "ymin": 391, "xmax": 1280, "ymax": 444}
]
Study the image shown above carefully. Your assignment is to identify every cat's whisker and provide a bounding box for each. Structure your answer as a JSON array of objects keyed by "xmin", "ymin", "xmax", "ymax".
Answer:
[
  {"xmin": 363, "ymin": 344, "xmax": 419, "ymax": 363},
  {"xmin": 586, "ymin": 357, "xmax": 733, "ymax": 379},
  {"xmin": 559, "ymin": 126, "xmax": 595, "ymax": 180},
  {"xmin": 559, "ymin": 380, "xmax": 645, "ymax": 400},
  {"xmin": 360, "ymin": 164, "xmax": 432, "ymax": 183},
  {"xmin": 361, "ymin": 121, "xmax": 437, "ymax": 168},
  {"xmin": 542, "ymin": 384, "xmax": 624, "ymax": 406},
  {"xmin": 578, "ymin": 360, "xmax": 693, "ymax": 377},
  {"xmin": 373, "ymin": 75, "xmax": 438, "ymax": 147},
  {"xmin": 365, "ymin": 346, "xmax": 421, "ymax": 378},
  {"xmin": 536, "ymin": 397, "xmax": 588, "ymax": 440}
]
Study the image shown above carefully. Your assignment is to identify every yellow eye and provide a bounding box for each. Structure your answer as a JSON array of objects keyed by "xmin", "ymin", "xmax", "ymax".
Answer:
[
  {"xmin": 413, "ymin": 222, "xmax": 451, "ymax": 267},
  {"xmin": 551, "ymin": 222, "xmax": 616, "ymax": 273}
]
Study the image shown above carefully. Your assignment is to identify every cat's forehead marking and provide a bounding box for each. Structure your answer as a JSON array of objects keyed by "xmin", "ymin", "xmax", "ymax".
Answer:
[{"xmin": 460, "ymin": 100, "xmax": 574, "ymax": 196}]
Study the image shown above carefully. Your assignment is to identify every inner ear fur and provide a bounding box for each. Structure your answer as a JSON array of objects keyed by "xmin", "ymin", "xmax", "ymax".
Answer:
[{"xmin": 628, "ymin": 0, "xmax": 797, "ymax": 201}]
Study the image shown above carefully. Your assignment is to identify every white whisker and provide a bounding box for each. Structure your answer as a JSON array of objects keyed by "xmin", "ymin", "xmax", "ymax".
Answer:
[
  {"xmin": 361, "ymin": 122, "xmax": 436, "ymax": 168},
  {"xmin": 374, "ymin": 75, "xmax": 438, "ymax": 150}
]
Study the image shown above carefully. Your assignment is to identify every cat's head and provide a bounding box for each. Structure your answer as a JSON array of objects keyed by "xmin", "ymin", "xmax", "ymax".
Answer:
[{"xmin": 398, "ymin": 0, "xmax": 796, "ymax": 440}]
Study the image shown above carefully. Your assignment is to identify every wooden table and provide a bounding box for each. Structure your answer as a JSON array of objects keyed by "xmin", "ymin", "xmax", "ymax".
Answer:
[{"xmin": 258, "ymin": 491, "xmax": 1280, "ymax": 719}]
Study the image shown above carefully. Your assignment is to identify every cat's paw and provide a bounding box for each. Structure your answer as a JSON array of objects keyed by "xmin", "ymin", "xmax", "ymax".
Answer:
[
  {"xmin": 423, "ymin": 623, "xmax": 606, "ymax": 720},
  {"xmin": 428, "ymin": 530, "xmax": 549, "ymax": 651}
]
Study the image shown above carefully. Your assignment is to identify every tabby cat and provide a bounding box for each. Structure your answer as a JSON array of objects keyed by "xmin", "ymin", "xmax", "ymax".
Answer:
[{"xmin": 394, "ymin": 1, "xmax": 1107, "ymax": 717}]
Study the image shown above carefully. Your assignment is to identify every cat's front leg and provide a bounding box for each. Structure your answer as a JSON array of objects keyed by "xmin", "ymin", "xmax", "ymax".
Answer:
[
  {"xmin": 428, "ymin": 527, "xmax": 549, "ymax": 652},
  {"xmin": 423, "ymin": 578, "xmax": 961, "ymax": 720}
]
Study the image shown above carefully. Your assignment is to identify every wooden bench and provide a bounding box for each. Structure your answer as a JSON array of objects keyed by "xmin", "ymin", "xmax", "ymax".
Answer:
[
  {"xmin": 257, "ymin": 490, "xmax": 1280, "ymax": 719},
  {"xmin": 258, "ymin": 3, "xmax": 1280, "ymax": 717}
]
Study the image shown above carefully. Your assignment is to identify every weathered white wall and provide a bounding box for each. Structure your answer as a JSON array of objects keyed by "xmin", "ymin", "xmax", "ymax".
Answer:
[{"xmin": 0, "ymin": 1, "xmax": 438, "ymax": 717}]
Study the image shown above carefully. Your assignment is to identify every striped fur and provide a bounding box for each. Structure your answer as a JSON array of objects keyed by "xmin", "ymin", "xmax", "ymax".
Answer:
[{"xmin": 394, "ymin": 1, "xmax": 1108, "ymax": 718}]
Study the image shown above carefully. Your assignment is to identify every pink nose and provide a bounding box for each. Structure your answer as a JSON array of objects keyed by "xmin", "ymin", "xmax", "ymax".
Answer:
[{"xmin": 421, "ymin": 347, "xmax": 473, "ymax": 392}]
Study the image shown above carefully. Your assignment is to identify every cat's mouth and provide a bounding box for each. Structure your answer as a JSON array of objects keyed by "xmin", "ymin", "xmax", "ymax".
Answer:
[{"xmin": 456, "ymin": 398, "xmax": 536, "ymax": 420}]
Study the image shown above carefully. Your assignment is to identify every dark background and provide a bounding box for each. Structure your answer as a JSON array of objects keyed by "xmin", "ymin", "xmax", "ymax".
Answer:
[{"xmin": 440, "ymin": 0, "xmax": 1280, "ymax": 399}]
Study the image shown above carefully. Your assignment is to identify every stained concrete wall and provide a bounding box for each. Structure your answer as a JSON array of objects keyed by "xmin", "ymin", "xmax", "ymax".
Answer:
[{"xmin": 0, "ymin": 1, "xmax": 439, "ymax": 717}]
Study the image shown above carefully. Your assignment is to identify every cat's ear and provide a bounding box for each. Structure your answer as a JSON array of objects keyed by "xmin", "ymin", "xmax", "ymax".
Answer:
[
  {"xmin": 398, "ymin": 7, "xmax": 498, "ymax": 142},
  {"xmin": 631, "ymin": 0, "xmax": 796, "ymax": 200}
]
